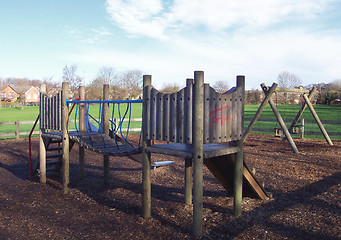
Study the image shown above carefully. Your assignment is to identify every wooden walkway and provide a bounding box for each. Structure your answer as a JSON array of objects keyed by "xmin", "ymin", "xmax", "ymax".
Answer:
[{"xmin": 42, "ymin": 131, "xmax": 142, "ymax": 157}]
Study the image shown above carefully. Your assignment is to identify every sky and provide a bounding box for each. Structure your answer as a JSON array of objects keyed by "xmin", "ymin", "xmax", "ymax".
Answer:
[{"xmin": 0, "ymin": 0, "xmax": 341, "ymax": 90}]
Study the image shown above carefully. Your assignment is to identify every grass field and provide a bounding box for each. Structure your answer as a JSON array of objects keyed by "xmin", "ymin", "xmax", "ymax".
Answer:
[{"xmin": 0, "ymin": 103, "xmax": 340, "ymax": 140}]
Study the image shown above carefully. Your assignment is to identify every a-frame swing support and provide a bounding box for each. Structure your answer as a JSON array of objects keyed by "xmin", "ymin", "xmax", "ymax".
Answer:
[{"xmin": 243, "ymin": 83, "xmax": 333, "ymax": 153}]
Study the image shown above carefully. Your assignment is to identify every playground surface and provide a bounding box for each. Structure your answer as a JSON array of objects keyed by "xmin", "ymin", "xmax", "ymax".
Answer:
[{"xmin": 0, "ymin": 133, "xmax": 340, "ymax": 240}]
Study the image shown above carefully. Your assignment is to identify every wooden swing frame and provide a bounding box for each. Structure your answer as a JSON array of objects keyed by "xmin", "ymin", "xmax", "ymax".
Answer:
[{"xmin": 242, "ymin": 83, "xmax": 333, "ymax": 153}]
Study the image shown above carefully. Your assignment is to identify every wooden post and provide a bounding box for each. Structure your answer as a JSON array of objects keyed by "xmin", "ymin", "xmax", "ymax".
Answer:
[
  {"xmin": 192, "ymin": 71, "xmax": 204, "ymax": 237},
  {"xmin": 234, "ymin": 76, "xmax": 245, "ymax": 217},
  {"xmin": 39, "ymin": 83, "xmax": 47, "ymax": 184},
  {"xmin": 15, "ymin": 121, "xmax": 19, "ymax": 139},
  {"xmin": 288, "ymin": 87, "xmax": 317, "ymax": 133},
  {"xmin": 300, "ymin": 119, "xmax": 305, "ymax": 139},
  {"xmin": 62, "ymin": 82, "xmax": 70, "ymax": 191},
  {"xmin": 142, "ymin": 75, "xmax": 152, "ymax": 219},
  {"xmin": 79, "ymin": 86, "xmax": 85, "ymax": 177},
  {"xmin": 302, "ymin": 93, "xmax": 333, "ymax": 145},
  {"xmin": 242, "ymin": 83, "xmax": 277, "ymax": 142},
  {"xmin": 184, "ymin": 158, "xmax": 193, "ymax": 205},
  {"xmin": 102, "ymin": 84, "xmax": 110, "ymax": 185}
]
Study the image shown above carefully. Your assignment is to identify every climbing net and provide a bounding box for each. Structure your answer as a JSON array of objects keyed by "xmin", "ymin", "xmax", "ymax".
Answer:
[{"xmin": 67, "ymin": 99, "xmax": 143, "ymax": 154}]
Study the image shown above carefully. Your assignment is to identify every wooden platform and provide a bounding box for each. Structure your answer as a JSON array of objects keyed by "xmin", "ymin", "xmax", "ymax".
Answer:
[{"xmin": 146, "ymin": 143, "xmax": 240, "ymax": 159}]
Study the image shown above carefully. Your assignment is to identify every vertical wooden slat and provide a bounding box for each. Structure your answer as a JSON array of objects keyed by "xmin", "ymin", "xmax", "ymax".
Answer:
[
  {"xmin": 170, "ymin": 92, "xmax": 177, "ymax": 142},
  {"xmin": 163, "ymin": 94, "xmax": 170, "ymax": 142},
  {"xmin": 144, "ymin": 86, "xmax": 151, "ymax": 140},
  {"xmin": 232, "ymin": 88, "xmax": 238, "ymax": 140},
  {"xmin": 221, "ymin": 93, "xmax": 228, "ymax": 142},
  {"xmin": 185, "ymin": 79, "xmax": 193, "ymax": 144},
  {"xmin": 177, "ymin": 89, "xmax": 185, "ymax": 143},
  {"xmin": 156, "ymin": 92, "xmax": 164, "ymax": 140},
  {"xmin": 203, "ymin": 84, "xmax": 210, "ymax": 144},
  {"xmin": 48, "ymin": 97, "xmax": 51, "ymax": 129},
  {"xmin": 209, "ymin": 87, "xmax": 217, "ymax": 143},
  {"xmin": 58, "ymin": 91, "xmax": 62, "ymax": 131},
  {"xmin": 150, "ymin": 88, "xmax": 157, "ymax": 140}
]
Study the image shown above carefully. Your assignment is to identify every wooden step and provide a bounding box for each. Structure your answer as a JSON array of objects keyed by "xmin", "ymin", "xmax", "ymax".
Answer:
[
  {"xmin": 47, "ymin": 146, "xmax": 62, "ymax": 151},
  {"xmin": 50, "ymin": 138, "xmax": 62, "ymax": 143},
  {"xmin": 46, "ymin": 153, "xmax": 62, "ymax": 159},
  {"xmin": 46, "ymin": 160, "xmax": 62, "ymax": 166}
]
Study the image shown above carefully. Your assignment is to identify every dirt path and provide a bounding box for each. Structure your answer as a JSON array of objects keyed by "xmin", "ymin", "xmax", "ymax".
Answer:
[{"xmin": 0, "ymin": 134, "xmax": 340, "ymax": 239}]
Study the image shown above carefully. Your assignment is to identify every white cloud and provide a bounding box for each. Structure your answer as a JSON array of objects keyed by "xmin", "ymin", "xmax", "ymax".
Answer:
[{"xmin": 105, "ymin": 0, "xmax": 335, "ymax": 38}]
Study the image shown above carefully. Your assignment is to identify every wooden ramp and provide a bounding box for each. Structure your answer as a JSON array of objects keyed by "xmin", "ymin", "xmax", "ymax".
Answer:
[{"xmin": 204, "ymin": 155, "xmax": 269, "ymax": 200}]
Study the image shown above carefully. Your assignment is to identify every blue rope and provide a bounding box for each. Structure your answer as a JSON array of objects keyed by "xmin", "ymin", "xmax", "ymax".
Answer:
[
  {"xmin": 74, "ymin": 104, "xmax": 81, "ymax": 139},
  {"xmin": 86, "ymin": 104, "xmax": 93, "ymax": 146},
  {"xmin": 98, "ymin": 103, "xmax": 106, "ymax": 149}
]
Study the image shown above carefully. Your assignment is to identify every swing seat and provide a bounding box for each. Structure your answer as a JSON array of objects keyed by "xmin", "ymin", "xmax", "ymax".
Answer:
[
  {"xmin": 291, "ymin": 125, "xmax": 303, "ymax": 134},
  {"xmin": 274, "ymin": 128, "xmax": 283, "ymax": 137}
]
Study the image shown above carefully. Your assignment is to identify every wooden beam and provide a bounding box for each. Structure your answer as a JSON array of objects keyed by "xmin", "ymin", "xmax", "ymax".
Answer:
[
  {"xmin": 142, "ymin": 75, "xmax": 152, "ymax": 219},
  {"xmin": 302, "ymin": 93, "xmax": 333, "ymax": 146},
  {"xmin": 62, "ymin": 82, "xmax": 70, "ymax": 191},
  {"xmin": 184, "ymin": 157, "xmax": 193, "ymax": 205},
  {"xmin": 268, "ymin": 98, "xmax": 299, "ymax": 153},
  {"xmin": 242, "ymin": 83, "xmax": 277, "ymax": 142},
  {"xmin": 79, "ymin": 86, "xmax": 85, "ymax": 178},
  {"xmin": 192, "ymin": 71, "xmax": 204, "ymax": 237},
  {"xmin": 275, "ymin": 87, "xmax": 309, "ymax": 94},
  {"xmin": 233, "ymin": 76, "xmax": 245, "ymax": 217},
  {"xmin": 288, "ymin": 87, "xmax": 317, "ymax": 133},
  {"xmin": 103, "ymin": 84, "xmax": 110, "ymax": 186}
]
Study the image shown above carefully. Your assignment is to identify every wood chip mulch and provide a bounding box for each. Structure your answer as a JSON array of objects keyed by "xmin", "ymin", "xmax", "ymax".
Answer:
[{"xmin": 0, "ymin": 134, "xmax": 340, "ymax": 239}]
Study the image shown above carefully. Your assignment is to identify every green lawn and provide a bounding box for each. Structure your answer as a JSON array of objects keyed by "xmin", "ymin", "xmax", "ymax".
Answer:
[{"xmin": 0, "ymin": 103, "xmax": 340, "ymax": 140}]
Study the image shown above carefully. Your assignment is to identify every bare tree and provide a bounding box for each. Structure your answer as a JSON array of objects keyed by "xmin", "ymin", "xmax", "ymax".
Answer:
[
  {"xmin": 213, "ymin": 80, "xmax": 229, "ymax": 93},
  {"xmin": 160, "ymin": 83, "xmax": 181, "ymax": 93},
  {"xmin": 277, "ymin": 71, "xmax": 302, "ymax": 88},
  {"xmin": 62, "ymin": 64, "xmax": 82, "ymax": 91},
  {"xmin": 97, "ymin": 66, "xmax": 117, "ymax": 85},
  {"xmin": 117, "ymin": 70, "xmax": 143, "ymax": 99}
]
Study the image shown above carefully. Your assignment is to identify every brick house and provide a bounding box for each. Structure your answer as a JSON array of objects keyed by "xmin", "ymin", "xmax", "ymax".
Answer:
[
  {"xmin": 24, "ymin": 86, "xmax": 40, "ymax": 104},
  {"xmin": 1, "ymin": 85, "xmax": 18, "ymax": 102}
]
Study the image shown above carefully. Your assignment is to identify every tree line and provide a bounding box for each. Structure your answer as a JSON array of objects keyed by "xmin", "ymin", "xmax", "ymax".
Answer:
[{"xmin": 1, "ymin": 69, "xmax": 340, "ymax": 104}]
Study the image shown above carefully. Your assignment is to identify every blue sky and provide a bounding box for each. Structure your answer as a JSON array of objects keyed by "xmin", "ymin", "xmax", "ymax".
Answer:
[{"xmin": 1, "ymin": 0, "xmax": 341, "ymax": 90}]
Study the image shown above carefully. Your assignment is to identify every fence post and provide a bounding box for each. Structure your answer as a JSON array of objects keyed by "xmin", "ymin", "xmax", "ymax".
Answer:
[{"xmin": 15, "ymin": 121, "xmax": 19, "ymax": 139}]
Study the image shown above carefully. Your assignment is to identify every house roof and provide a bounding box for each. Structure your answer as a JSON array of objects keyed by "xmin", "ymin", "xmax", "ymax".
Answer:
[
  {"xmin": 25, "ymin": 86, "xmax": 40, "ymax": 94},
  {"xmin": 1, "ymin": 85, "xmax": 18, "ymax": 94}
]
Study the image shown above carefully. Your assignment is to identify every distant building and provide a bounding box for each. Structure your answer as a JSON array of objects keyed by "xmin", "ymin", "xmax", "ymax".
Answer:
[
  {"xmin": 1, "ymin": 85, "xmax": 18, "ymax": 102},
  {"xmin": 24, "ymin": 86, "xmax": 40, "ymax": 104}
]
